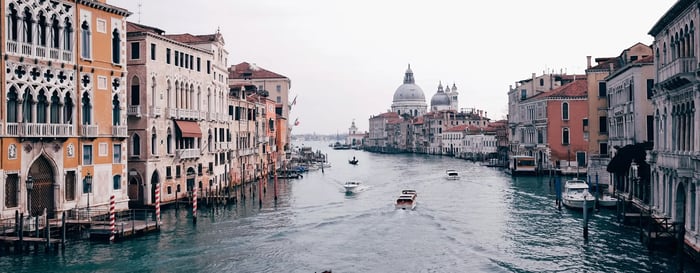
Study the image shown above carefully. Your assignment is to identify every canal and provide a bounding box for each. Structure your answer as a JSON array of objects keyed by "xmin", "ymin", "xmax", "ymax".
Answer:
[{"xmin": 1, "ymin": 141, "xmax": 698, "ymax": 272}]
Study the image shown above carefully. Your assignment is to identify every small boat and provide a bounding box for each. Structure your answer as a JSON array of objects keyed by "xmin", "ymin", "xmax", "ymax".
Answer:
[
  {"xmin": 343, "ymin": 181, "xmax": 361, "ymax": 193},
  {"xmin": 445, "ymin": 169, "xmax": 460, "ymax": 180},
  {"xmin": 348, "ymin": 157, "xmax": 359, "ymax": 165},
  {"xmin": 562, "ymin": 179, "xmax": 594, "ymax": 210},
  {"xmin": 395, "ymin": 192, "xmax": 417, "ymax": 210},
  {"xmin": 597, "ymin": 194, "xmax": 618, "ymax": 207}
]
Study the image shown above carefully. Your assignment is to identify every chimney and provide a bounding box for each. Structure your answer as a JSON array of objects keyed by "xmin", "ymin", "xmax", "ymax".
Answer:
[
  {"xmin": 587, "ymin": 56, "xmax": 592, "ymax": 68},
  {"xmin": 609, "ymin": 63, "xmax": 614, "ymax": 72}
]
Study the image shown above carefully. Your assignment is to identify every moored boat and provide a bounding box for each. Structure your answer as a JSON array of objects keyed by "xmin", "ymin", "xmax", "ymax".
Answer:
[
  {"xmin": 597, "ymin": 194, "xmax": 618, "ymax": 207},
  {"xmin": 562, "ymin": 179, "xmax": 594, "ymax": 210}
]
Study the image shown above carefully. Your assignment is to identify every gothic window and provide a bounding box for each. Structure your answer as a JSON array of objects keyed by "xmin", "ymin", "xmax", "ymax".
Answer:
[
  {"xmin": 63, "ymin": 18, "xmax": 72, "ymax": 50},
  {"xmin": 37, "ymin": 90, "xmax": 48, "ymax": 123},
  {"xmin": 8, "ymin": 4, "xmax": 18, "ymax": 41},
  {"xmin": 7, "ymin": 88, "xmax": 18, "ymax": 123},
  {"xmin": 132, "ymin": 134, "xmax": 141, "ymax": 156},
  {"xmin": 562, "ymin": 127, "xmax": 570, "ymax": 145},
  {"xmin": 64, "ymin": 93, "xmax": 74, "ymax": 123},
  {"xmin": 131, "ymin": 76, "xmax": 140, "ymax": 105},
  {"xmin": 80, "ymin": 21, "xmax": 91, "ymax": 59},
  {"xmin": 50, "ymin": 16, "xmax": 59, "ymax": 48},
  {"xmin": 22, "ymin": 91, "xmax": 34, "ymax": 123},
  {"xmin": 23, "ymin": 8, "xmax": 33, "ymax": 43},
  {"xmin": 112, "ymin": 94, "xmax": 120, "ymax": 125},
  {"xmin": 50, "ymin": 92, "xmax": 60, "ymax": 123},
  {"xmin": 112, "ymin": 29, "xmax": 120, "ymax": 63},
  {"xmin": 81, "ymin": 92, "xmax": 91, "ymax": 125},
  {"xmin": 38, "ymin": 12, "xmax": 47, "ymax": 46}
]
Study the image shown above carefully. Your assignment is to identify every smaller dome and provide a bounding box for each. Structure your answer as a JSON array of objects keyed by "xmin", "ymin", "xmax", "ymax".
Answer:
[{"xmin": 430, "ymin": 82, "xmax": 451, "ymax": 106}]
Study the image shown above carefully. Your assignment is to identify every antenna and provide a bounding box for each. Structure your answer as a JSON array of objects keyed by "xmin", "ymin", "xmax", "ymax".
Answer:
[{"xmin": 137, "ymin": 1, "xmax": 143, "ymax": 23}]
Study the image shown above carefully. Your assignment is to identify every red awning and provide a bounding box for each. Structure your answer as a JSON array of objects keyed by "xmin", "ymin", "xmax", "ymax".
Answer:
[{"xmin": 175, "ymin": 120, "xmax": 202, "ymax": 138}]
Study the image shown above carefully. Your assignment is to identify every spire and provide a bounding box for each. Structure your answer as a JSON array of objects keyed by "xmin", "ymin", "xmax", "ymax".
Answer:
[
  {"xmin": 452, "ymin": 83, "xmax": 458, "ymax": 92},
  {"xmin": 403, "ymin": 64, "xmax": 415, "ymax": 84},
  {"xmin": 437, "ymin": 81, "xmax": 444, "ymax": 92},
  {"xmin": 445, "ymin": 84, "xmax": 451, "ymax": 92}
]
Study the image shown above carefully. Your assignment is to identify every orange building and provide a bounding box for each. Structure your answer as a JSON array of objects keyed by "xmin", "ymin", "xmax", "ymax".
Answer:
[{"xmin": 0, "ymin": 0, "xmax": 130, "ymax": 220}]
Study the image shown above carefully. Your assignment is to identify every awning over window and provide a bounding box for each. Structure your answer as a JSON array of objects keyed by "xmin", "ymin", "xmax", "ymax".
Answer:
[{"xmin": 175, "ymin": 120, "xmax": 202, "ymax": 138}]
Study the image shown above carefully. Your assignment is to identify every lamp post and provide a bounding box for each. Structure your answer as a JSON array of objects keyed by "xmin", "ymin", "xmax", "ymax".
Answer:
[
  {"xmin": 26, "ymin": 175, "xmax": 34, "ymax": 217},
  {"xmin": 85, "ymin": 172, "xmax": 93, "ymax": 217}
]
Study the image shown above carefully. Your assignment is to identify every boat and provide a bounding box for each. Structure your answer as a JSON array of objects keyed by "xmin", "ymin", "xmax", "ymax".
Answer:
[
  {"xmin": 348, "ymin": 157, "xmax": 358, "ymax": 165},
  {"xmin": 277, "ymin": 169, "xmax": 303, "ymax": 179},
  {"xmin": 508, "ymin": 155, "xmax": 537, "ymax": 176},
  {"xmin": 401, "ymin": 189, "xmax": 417, "ymax": 197},
  {"xmin": 562, "ymin": 179, "xmax": 594, "ymax": 210},
  {"xmin": 597, "ymin": 194, "xmax": 618, "ymax": 207},
  {"xmin": 343, "ymin": 181, "xmax": 361, "ymax": 193},
  {"xmin": 445, "ymin": 169, "xmax": 460, "ymax": 180},
  {"xmin": 395, "ymin": 191, "xmax": 417, "ymax": 210}
]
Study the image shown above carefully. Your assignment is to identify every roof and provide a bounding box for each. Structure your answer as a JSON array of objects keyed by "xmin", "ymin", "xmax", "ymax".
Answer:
[
  {"xmin": 649, "ymin": 0, "xmax": 693, "ymax": 36},
  {"xmin": 229, "ymin": 62, "xmax": 288, "ymax": 79},
  {"xmin": 164, "ymin": 33, "xmax": 219, "ymax": 44},
  {"xmin": 444, "ymin": 124, "xmax": 469, "ymax": 133},
  {"xmin": 127, "ymin": 22, "xmax": 165, "ymax": 35},
  {"xmin": 527, "ymin": 79, "xmax": 587, "ymax": 100}
]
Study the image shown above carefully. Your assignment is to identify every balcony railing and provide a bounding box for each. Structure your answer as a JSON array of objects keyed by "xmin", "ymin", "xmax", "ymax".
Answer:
[
  {"xmin": 112, "ymin": 125, "xmax": 128, "ymax": 138},
  {"xmin": 49, "ymin": 48, "xmax": 59, "ymax": 59},
  {"xmin": 36, "ymin": 46, "xmax": 46, "ymax": 58},
  {"xmin": 658, "ymin": 57, "xmax": 696, "ymax": 84},
  {"xmin": 149, "ymin": 106, "xmax": 162, "ymax": 118},
  {"xmin": 21, "ymin": 43, "xmax": 32, "ymax": 55},
  {"xmin": 166, "ymin": 108, "xmax": 177, "ymax": 118},
  {"xmin": 5, "ymin": 122, "xmax": 74, "ymax": 138},
  {"xmin": 128, "ymin": 105, "xmax": 141, "ymax": 117},
  {"xmin": 62, "ymin": 50, "xmax": 72, "ymax": 62},
  {"xmin": 176, "ymin": 148, "xmax": 199, "ymax": 159},
  {"xmin": 6, "ymin": 40, "xmax": 18, "ymax": 53},
  {"xmin": 81, "ymin": 125, "xmax": 99, "ymax": 138}
]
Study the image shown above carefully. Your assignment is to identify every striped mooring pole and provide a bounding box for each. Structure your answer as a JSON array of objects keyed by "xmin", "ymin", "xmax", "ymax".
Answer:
[
  {"xmin": 155, "ymin": 183, "xmax": 161, "ymax": 228},
  {"xmin": 193, "ymin": 187, "xmax": 198, "ymax": 225},
  {"xmin": 109, "ymin": 195, "xmax": 116, "ymax": 243}
]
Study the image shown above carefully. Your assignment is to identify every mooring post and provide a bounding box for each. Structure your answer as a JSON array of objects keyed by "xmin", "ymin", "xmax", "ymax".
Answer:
[
  {"xmin": 595, "ymin": 173, "xmax": 600, "ymax": 211},
  {"xmin": 555, "ymin": 177, "xmax": 562, "ymax": 211},
  {"xmin": 192, "ymin": 187, "xmax": 198, "ymax": 225},
  {"xmin": 61, "ymin": 211, "xmax": 66, "ymax": 250},
  {"xmin": 583, "ymin": 196, "xmax": 589, "ymax": 240},
  {"xmin": 18, "ymin": 213, "xmax": 23, "ymax": 254},
  {"xmin": 45, "ymin": 212, "xmax": 50, "ymax": 252}
]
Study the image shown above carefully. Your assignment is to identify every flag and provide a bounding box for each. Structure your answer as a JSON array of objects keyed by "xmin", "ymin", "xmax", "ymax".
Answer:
[{"xmin": 294, "ymin": 118, "xmax": 300, "ymax": 126}]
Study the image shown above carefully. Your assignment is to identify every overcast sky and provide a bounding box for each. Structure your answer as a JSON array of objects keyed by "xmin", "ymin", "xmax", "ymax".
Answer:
[{"xmin": 113, "ymin": 0, "xmax": 677, "ymax": 135}]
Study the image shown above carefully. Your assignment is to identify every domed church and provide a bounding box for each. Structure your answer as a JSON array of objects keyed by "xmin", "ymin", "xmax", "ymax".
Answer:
[
  {"xmin": 391, "ymin": 64, "xmax": 427, "ymax": 117},
  {"xmin": 430, "ymin": 82, "xmax": 459, "ymax": 112}
]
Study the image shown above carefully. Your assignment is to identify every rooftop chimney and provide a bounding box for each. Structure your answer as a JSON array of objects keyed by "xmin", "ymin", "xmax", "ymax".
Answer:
[
  {"xmin": 609, "ymin": 63, "xmax": 614, "ymax": 72},
  {"xmin": 587, "ymin": 56, "xmax": 592, "ymax": 68}
]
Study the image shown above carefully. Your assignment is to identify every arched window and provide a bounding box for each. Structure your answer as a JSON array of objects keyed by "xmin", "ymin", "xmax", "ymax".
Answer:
[
  {"xmin": 167, "ymin": 128, "xmax": 173, "ymax": 154},
  {"xmin": 112, "ymin": 29, "xmax": 120, "ymax": 63},
  {"xmin": 132, "ymin": 134, "xmax": 141, "ymax": 156},
  {"xmin": 112, "ymin": 94, "xmax": 120, "ymax": 125},
  {"xmin": 63, "ymin": 93, "xmax": 73, "ymax": 124},
  {"xmin": 80, "ymin": 20, "xmax": 91, "ymax": 59},
  {"xmin": 539, "ymin": 78, "xmax": 544, "ymax": 86},
  {"xmin": 23, "ymin": 8, "xmax": 33, "ymax": 43},
  {"xmin": 131, "ymin": 76, "xmax": 140, "ymax": 105},
  {"xmin": 151, "ymin": 129, "xmax": 157, "ymax": 155},
  {"xmin": 562, "ymin": 102, "xmax": 569, "ymax": 120},
  {"xmin": 37, "ymin": 12, "xmax": 47, "ymax": 46},
  {"xmin": 63, "ymin": 18, "xmax": 72, "ymax": 50},
  {"xmin": 562, "ymin": 127, "xmax": 570, "ymax": 145},
  {"xmin": 50, "ymin": 91, "xmax": 60, "ymax": 124},
  {"xmin": 7, "ymin": 88, "xmax": 18, "ymax": 123},
  {"xmin": 50, "ymin": 16, "xmax": 59, "ymax": 48},
  {"xmin": 8, "ymin": 4, "xmax": 18, "ymax": 41},
  {"xmin": 22, "ymin": 91, "xmax": 34, "ymax": 123},
  {"xmin": 37, "ymin": 90, "xmax": 48, "ymax": 123},
  {"xmin": 81, "ymin": 92, "xmax": 91, "ymax": 125}
]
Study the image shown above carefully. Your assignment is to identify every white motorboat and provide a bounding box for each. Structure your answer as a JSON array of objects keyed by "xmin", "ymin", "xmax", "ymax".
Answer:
[
  {"xmin": 344, "ymin": 181, "xmax": 361, "ymax": 193},
  {"xmin": 562, "ymin": 179, "xmax": 594, "ymax": 210},
  {"xmin": 445, "ymin": 169, "xmax": 460, "ymax": 180},
  {"xmin": 395, "ymin": 190, "xmax": 417, "ymax": 210},
  {"xmin": 597, "ymin": 194, "xmax": 618, "ymax": 207}
]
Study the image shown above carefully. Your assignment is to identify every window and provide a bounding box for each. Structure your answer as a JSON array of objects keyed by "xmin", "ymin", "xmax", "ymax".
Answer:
[
  {"xmin": 599, "ymin": 116, "xmax": 607, "ymax": 133},
  {"xmin": 113, "ymin": 175, "xmax": 121, "ymax": 190},
  {"xmin": 190, "ymin": 55, "xmax": 194, "ymax": 70},
  {"xmin": 65, "ymin": 171, "xmax": 76, "ymax": 201},
  {"xmin": 520, "ymin": 89, "xmax": 526, "ymax": 100},
  {"xmin": 207, "ymin": 60, "xmax": 211, "ymax": 74},
  {"xmin": 647, "ymin": 115, "xmax": 654, "ymax": 142},
  {"xmin": 50, "ymin": 17, "xmax": 59, "ymax": 48},
  {"xmin": 582, "ymin": 118, "xmax": 588, "ymax": 128},
  {"xmin": 277, "ymin": 96, "xmax": 281, "ymax": 103},
  {"xmin": 276, "ymin": 85, "xmax": 281, "ymax": 92},
  {"xmin": 99, "ymin": 142, "xmax": 108, "ymax": 156},
  {"xmin": 63, "ymin": 18, "xmax": 72, "ymax": 51},
  {"xmin": 132, "ymin": 134, "xmax": 141, "ymax": 156},
  {"xmin": 184, "ymin": 54, "xmax": 189, "ymax": 69},
  {"xmin": 598, "ymin": 82, "xmax": 606, "ymax": 97},
  {"xmin": 83, "ymin": 174, "xmax": 92, "ymax": 194},
  {"xmin": 539, "ymin": 78, "xmax": 544, "ymax": 86},
  {"xmin": 197, "ymin": 57, "xmax": 201, "ymax": 71},
  {"xmin": 180, "ymin": 52, "xmax": 184, "ymax": 67},
  {"xmin": 562, "ymin": 128, "xmax": 570, "ymax": 145},
  {"xmin": 23, "ymin": 8, "xmax": 33, "ymax": 43},
  {"xmin": 38, "ymin": 12, "xmax": 47, "ymax": 46},
  {"xmin": 174, "ymin": 50, "xmax": 179, "ymax": 66},
  {"xmin": 166, "ymin": 48, "xmax": 171, "ymax": 64},
  {"xmin": 98, "ymin": 76, "xmax": 107, "ymax": 90},
  {"xmin": 83, "ymin": 144, "xmax": 93, "ymax": 165},
  {"xmin": 4, "ymin": 174, "xmax": 18, "ymax": 207},
  {"xmin": 131, "ymin": 42, "xmax": 140, "ymax": 59},
  {"xmin": 561, "ymin": 102, "xmax": 569, "ymax": 120},
  {"xmin": 96, "ymin": 19, "xmax": 106, "ymax": 33},
  {"xmin": 150, "ymin": 43, "xmax": 156, "ymax": 60},
  {"xmin": 166, "ymin": 166, "xmax": 172, "ymax": 179},
  {"xmin": 80, "ymin": 21, "xmax": 91, "ymax": 59},
  {"xmin": 113, "ymin": 94, "xmax": 121, "ymax": 125},
  {"xmin": 81, "ymin": 92, "xmax": 92, "ymax": 125},
  {"xmin": 600, "ymin": 142, "xmax": 608, "ymax": 155},
  {"xmin": 646, "ymin": 79, "xmax": 654, "ymax": 99},
  {"xmin": 176, "ymin": 166, "xmax": 181, "ymax": 178},
  {"xmin": 113, "ymin": 144, "xmax": 122, "ymax": 163}
]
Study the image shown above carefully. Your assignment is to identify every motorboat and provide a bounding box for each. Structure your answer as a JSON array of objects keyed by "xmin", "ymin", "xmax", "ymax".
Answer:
[
  {"xmin": 395, "ymin": 192, "xmax": 417, "ymax": 210},
  {"xmin": 445, "ymin": 169, "xmax": 460, "ymax": 180},
  {"xmin": 562, "ymin": 179, "xmax": 594, "ymax": 210},
  {"xmin": 401, "ymin": 189, "xmax": 417, "ymax": 197},
  {"xmin": 344, "ymin": 181, "xmax": 361, "ymax": 193},
  {"xmin": 597, "ymin": 194, "xmax": 618, "ymax": 207}
]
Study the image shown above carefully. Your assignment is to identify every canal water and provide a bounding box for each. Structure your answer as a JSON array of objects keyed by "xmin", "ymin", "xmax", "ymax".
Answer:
[{"xmin": 1, "ymin": 141, "xmax": 698, "ymax": 273}]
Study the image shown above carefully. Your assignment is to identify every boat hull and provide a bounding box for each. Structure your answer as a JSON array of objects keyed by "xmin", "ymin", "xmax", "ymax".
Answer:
[
  {"xmin": 563, "ymin": 197, "xmax": 595, "ymax": 209},
  {"xmin": 395, "ymin": 202, "xmax": 416, "ymax": 210},
  {"xmin": 344, "ymin": 186, "xmax": 359, "ymax": 193}
]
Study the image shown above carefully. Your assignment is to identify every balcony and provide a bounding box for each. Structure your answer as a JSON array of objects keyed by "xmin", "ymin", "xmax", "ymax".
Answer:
[
  {"xmin": 6, "ymin": 40, "xmax": 18, "ymax": 53},
  {"xmin": 62, "ymin": 50, "xmax": 72, "ymax": 62},
  {"xmin": 658, "ymin": 57, "xmax": 696, "ymax": 84},
  {"xmin": 81, "ymin": 125, "xmax": 99, "ymax": 138},
  {"xmin": 128, "ymin": 105, "xmax": 141, "ymax": 117},
  {"xmin": 36, "ymin": 46, "xmax": 46, "ymax": 58},
  {"xmin": 176, "ymin": 148, "xmax": 199, "ymax": 159},
  {"xmin": 112, "ymin": 125, "xmax": 128, "ymax": 138},
  {"xmin": 177, "ymin": 109, "xmax": 199, "ymax": 120},
  {"xmin": 149, "ymin": 106, "xmax": 162, "ymax": 118},
  {"xmin": 5, "ymin": 122, "xmax": 74, "ymax": 138},
  {"xmin": 166, "ymin": 108, "xmax": 177, "ymax": 118}
]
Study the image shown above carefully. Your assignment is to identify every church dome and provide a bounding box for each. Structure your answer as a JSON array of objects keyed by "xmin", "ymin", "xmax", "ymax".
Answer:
[
  {"xmin": 392, "ymin": 65, "xmax": 426, "ymax": 103},
  {"xmin": 430, "ymin": 82, "xmax": 451, "ymax": 106}
]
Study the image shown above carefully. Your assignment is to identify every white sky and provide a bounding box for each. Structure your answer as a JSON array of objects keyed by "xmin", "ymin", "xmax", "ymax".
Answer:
[{"xmin": 112, "ymin": 0, "xmax": 677, "ymax": 135}]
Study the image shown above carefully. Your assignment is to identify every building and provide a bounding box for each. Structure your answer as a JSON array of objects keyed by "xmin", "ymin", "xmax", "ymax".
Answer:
[
  {"xmin": 391, "ymin": 65, "xmax": 427, "ymax": 117},
  {"xmin": 346, "ymin": 120, "xmax": 365, "ymax": 147},
  {"xmin": 648, "ymin": 0, "xmax": 700, "ymax": 259},
  {"xmin": 585, "ymin": 55, "xmax": 616, "ymax": 185},
  {"xmin": 1, "ymin": 0, "xmax": 130, "ymax": 219},
  {"xmin": 125, "ymin": 22, "xmax": 229, "ymax": 206}
]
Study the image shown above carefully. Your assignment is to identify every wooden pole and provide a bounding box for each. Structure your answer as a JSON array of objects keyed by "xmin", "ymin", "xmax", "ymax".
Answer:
[
  {"xmin": 192, "ymin": 187, "xmax": 198, "ymax": 225},
  {"xmin": 583, "ymin": 196, "xmax": 589, "ymax": 240},
  {"xmin": 555, "ymin": 177, "xmax": 562, "ymax": 211},
  {"xmin": 61, "ymin": 211, "xmax": 66, "ymax": 250}
]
